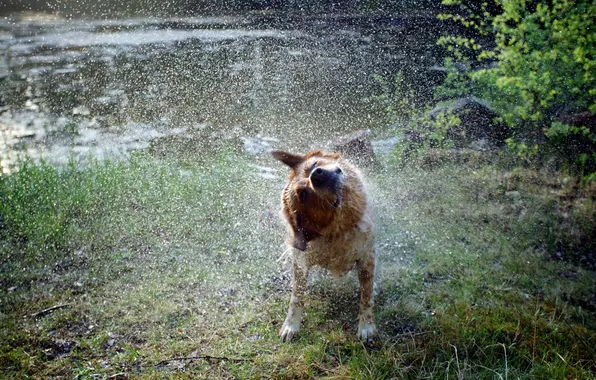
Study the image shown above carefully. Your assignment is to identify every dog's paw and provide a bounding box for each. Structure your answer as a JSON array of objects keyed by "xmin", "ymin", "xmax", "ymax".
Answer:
[
  {"xmin": 279, "ymin": 319, "xmax": 301, "ymax": 342},
  {"xmin": 357, "ymin": 322, "xmax": 377, "ymax": 341}
]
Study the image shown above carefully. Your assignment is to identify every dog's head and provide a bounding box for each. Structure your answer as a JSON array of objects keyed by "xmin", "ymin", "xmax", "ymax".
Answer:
[{"xmin": 273, "ymin": 150, "xmax": 365, "ymax": 251}]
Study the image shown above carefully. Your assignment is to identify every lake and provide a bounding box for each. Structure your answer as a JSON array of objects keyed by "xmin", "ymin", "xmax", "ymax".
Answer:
[{"xmin": 0, "ymin": 12, "xmax": 447, "ymax": 172}]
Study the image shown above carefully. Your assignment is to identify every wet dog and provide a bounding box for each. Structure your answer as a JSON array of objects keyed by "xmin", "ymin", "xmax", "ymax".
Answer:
[{"xmin": 272, "ymin": 150, "xmax": 376, "ymax": 341}]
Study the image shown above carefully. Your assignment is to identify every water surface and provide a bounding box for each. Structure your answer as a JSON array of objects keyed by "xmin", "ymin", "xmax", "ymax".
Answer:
[{"xmin": 0, "ymin": 13, "xmax": 444, "ymax": 172}]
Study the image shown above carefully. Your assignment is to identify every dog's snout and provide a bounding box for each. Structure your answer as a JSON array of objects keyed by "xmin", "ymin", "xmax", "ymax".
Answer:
[{"xmin": 310, "ymin": 166, "xmax": 343, "ymax": 190}]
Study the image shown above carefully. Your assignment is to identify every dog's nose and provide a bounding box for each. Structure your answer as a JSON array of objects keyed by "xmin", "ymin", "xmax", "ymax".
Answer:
[
  {"xmin": 311, "ymin": 167, "xmax": 327, "ymax": 183},
  {"xmin": 310, "ymin": 168, "xmax": 334, "ymax": 181},
  {"xmin": 310, "ymin": 167, "xmax": 342, "ymax": 189}
]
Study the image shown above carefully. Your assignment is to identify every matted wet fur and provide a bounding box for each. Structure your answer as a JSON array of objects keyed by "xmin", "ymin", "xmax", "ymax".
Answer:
[{"xmin": 272, "ymin": 149, "xmax": 376, "ymax": 341}]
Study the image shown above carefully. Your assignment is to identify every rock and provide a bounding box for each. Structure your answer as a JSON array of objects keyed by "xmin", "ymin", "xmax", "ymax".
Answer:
[
  {"xmin": 328, "ymin": 129, "xmax": 379, "ymax": 168},
  {"xmin": 428, "ymin": 96, "xmax": 508, "ymax": 147}
]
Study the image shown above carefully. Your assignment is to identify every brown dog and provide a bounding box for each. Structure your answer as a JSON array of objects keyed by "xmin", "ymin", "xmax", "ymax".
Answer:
[{"xmin": 272, "ymin": 149, "xmax": 376, "ymax": 341}]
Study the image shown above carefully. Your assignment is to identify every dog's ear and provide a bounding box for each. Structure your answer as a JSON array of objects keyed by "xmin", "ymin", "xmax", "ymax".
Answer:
[{"xmin": 272, "ymin": 151, "xmax": 306, "ymax": 169}]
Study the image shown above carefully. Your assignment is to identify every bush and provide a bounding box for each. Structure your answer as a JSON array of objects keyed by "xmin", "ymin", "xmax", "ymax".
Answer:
[{"xmin": 438, "ymin": 0, "xmax": 596, "ymax": 174}]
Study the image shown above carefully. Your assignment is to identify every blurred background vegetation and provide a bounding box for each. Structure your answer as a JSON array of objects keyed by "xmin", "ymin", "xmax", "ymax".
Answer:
[{"xmin": 435, "ymin": 0, "xmax": 596, "ymax": 177}]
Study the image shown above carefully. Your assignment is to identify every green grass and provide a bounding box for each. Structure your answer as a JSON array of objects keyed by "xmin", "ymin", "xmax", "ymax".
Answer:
[{"xmin": 1, "ymin": 150, "xmax": 595, "ymax": 378}]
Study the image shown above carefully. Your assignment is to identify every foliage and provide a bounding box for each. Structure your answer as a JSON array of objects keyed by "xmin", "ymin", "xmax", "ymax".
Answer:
[
  {"xmin": 438, "ymin": 0, "xmax": 596, "ymax": 173},
  {"xmin": 437, "ymin": 1, "xmax": 501, "ymax": 63},
  {"xmin": 433, "ymin": 58, "xmax": 476, "ymax": 101}
]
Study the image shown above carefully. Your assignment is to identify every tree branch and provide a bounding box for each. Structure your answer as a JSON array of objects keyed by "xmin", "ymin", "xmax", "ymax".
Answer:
[{"xmin": 29, "ymin": 304, "xmax": 71, "ymax": 318}]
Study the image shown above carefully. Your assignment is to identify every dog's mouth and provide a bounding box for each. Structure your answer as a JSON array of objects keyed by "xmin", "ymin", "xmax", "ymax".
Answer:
[
  {"xmin": 332, "ymin": 187, "xmax": 343, "ymax": 208},
  {"xmin": 310, "ymin": 167, "xmax": 344, "ymax": 208}
]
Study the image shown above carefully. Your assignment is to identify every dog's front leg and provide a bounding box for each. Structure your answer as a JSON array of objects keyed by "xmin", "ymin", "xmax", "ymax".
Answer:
[
  {"xmin": 280, "ymin": 254, "xmax": 307, "ymax": 342},
  {"xmin": 357, "ymin": 258, "xmax": 377, "ymax": 341}
]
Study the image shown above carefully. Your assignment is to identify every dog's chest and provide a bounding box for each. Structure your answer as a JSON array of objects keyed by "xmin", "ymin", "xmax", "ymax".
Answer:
[{"xmin": 304, "ymin": 212, "xmax": 374, "ymax": 277}]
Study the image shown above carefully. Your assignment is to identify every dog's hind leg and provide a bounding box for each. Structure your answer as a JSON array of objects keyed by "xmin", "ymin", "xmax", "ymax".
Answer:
[
  {"xmin": 357, "ymin": 255, "xmax": 377, "ymax": 341},
  {"xmin": 280, "ymin": 254, "xmax": 307, "ymax": 342}
]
